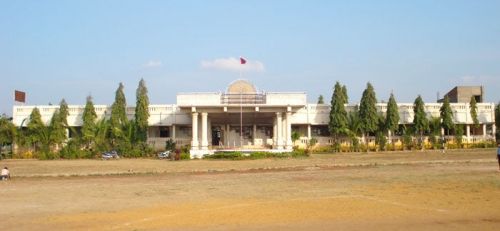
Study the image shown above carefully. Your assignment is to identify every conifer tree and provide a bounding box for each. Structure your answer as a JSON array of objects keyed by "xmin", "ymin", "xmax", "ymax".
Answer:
[
  {"xmin": 440, "ymin": 96, "xmax": 454, "ymax": 135},
  {"xmin": 135, "ymin": 79, "xmax": 150, "ymax": 143},
  {"xmin": 49, "ymin": 109, "xmax": 66, "ymax": 147},
  {"xmin": 110, "ymin": 83, "xmax": 127, "ymax": 140},
  {"xmin": 317, "ymin": 95, "xmax": 324, "ymax": 104},
  {"xmin": 27, "ymin": 107, "xmax": 45, "ymax": 150},
  {"xmin": 341, "ymin": 85, "xmax": 348, "ymax": 104},
  {"xmin": 359, "ymin": 82, "xmax": 378, "ymax": 148},
  {"xmin": 469, "ymin": 96, "xmax": 479, "ymax": 132},
  {"xmin": 413, "ymin": 95, "xmax": 429, "ymax": 149},
  {"xmin": 81, "ymin": 95, "xmax": 97, "ymax": 148},
  {"xmin": 59, "ymin": 99, "xmax": 69, "ymax": 127},
  {"xmin": 329, "ymin": 82, "xmax": 349, "ymax": 150},
  {"xmin": 385, "ymin": 93, "xmax": 400, "ymax": 141}
]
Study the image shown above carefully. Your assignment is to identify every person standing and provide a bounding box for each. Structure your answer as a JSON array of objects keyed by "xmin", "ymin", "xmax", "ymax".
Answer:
[
  {"xmin": 497, "ymin": 145, "xmax": 500, "ymax": 171},
  {"xmin": 1, "ymin": 167, "xmax": 10, "ymax": 180}
]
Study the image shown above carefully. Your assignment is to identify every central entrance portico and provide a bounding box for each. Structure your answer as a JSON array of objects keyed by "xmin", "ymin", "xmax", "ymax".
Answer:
[{"xmin": 177, "ymin": 80, "xmax": 306, "ymax": 158}]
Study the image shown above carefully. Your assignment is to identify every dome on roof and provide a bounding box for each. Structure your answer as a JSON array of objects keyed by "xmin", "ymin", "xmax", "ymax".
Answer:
[{"xmin": 226, "ymin": 79, "xmax": 257, "ymax": 94}]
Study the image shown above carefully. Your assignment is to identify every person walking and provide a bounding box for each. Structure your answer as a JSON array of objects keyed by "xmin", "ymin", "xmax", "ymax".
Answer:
[{"xmin": 1, "ymin": 167, "xmax": 10, "ymax": 180}]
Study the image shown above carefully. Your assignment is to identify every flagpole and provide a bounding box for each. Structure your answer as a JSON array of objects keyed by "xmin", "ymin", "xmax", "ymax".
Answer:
[
  {"xmin": 238, "ymin": 56, "xmax": 246, "ymax": 149},
  {"xmin": 240, "ymin": 67, "xmax": 243, "ymax": 149}
]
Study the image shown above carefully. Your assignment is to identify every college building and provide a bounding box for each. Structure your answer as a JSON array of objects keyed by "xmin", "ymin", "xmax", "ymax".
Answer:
[{"xmin": 12, "ymin": 80, "xmax": 497, "ymax": 158}]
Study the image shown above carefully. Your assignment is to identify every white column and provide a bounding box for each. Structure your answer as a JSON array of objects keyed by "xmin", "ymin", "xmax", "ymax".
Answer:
[
  {"xmin": 208, "ymin": 118, "xmax": 212, "ymax": 146},
  {"xmin": 387, "ymin": 130, "xmax": 392, "ymax": 144},
  {"xmin": 493, "ymin": 124, "xmax": 497, "ymax": 137},
  {"xmin": 276, "ymin": 112, "xmax": 283, "ymax": 149},
  {"xmin": 286, "ymin": 112, "xmax": 292, "ymax": 149},
  {"xmin": 253, "ymin": 124, "xmax": 257, "ymax": 146},
  {"xmin": 273, "ymin": 118, "xmax": 277, "ymax": 147},
  {"xmin": 307, "ymin": 124, "xmax": 311, "ymax": 140},
  {"xmin": 171, "ymin": 125, "xmax": 176, "ymax": 140},
  {"xmin": 466, "ymin": 125, "xmax": 471, "ymax": 142},
  {"xmin": 191, "ymin": 112, "xmax": 199, "ymax": 150},
  {"xmin": 201, "ymin": 112, "xmax": 208, "ymax": 150},
  {"xmin": 441, "ymin": 128, "xmax": 445, "ymax": 136},
  {"xmin": 483, "ymin": 124, "xmax": 487, "ymax": 138},
  {"xmin": 225, "ymin": 124, "xmax": 230, "ymax": 147}
]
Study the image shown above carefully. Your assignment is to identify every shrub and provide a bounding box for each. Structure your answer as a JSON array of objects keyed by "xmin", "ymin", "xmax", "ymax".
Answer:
[
  {"xmin": 312, "ymin": 145, "xmax": 336, "ymax": 154},
  {"xmin": 205, "ymin": 150, "xmax": 308, "ymax": 160},
  {"xmin": 402, "ymin": 133, "xmax": 413, "ymax": 150},
  {"xmin": 38, "ymin": 151, "xmax": 60, "ymax": 160},
  {"xmin": 350, "ymin": 136, "xmax": 360, "ymax": 152},
  {"xmin": 206, "ymin": 151, "xmax": 243, "ymax": 160},
  {"xmin": 375, "ymin": 132, "xmax": 387, "ymax": 151},
  {"xmin": 180, "ymin": 151, "xmax": 190, "ymax": 160},
  {"xmin": 165, "ymin": 139, "xmax": 176, "ymax": 152}
]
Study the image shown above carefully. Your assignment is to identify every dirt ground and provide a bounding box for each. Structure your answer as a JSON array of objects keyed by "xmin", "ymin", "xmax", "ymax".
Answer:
[{"xmin": 1, "ymin": 149, "xmax": 499, "ymax": 230}]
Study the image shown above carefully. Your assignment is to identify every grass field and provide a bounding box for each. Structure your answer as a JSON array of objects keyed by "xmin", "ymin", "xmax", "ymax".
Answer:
[{"xmin": 1, "ymin": 149, "xmax": 499, "ymax": 230}]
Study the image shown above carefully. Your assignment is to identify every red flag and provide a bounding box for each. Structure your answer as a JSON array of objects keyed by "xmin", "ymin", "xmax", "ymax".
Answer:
[
  {"xmin": 14, "ymin": 90, "xmax": 26, "ymax": 103},
  {"xmin": 240, "ymin": 57, "xmax": 247, "ymax": 64}
]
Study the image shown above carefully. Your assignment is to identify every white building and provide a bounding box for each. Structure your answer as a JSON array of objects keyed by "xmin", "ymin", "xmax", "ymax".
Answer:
[{"xmin": 13, "ymin": 80, "xmax": 497, "ymax": 158}]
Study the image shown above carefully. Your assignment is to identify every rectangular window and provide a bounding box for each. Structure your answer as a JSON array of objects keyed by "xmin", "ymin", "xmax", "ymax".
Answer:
[{"xmin": 159, "ymin": 127, "xmax": 170, "ymax": 138}]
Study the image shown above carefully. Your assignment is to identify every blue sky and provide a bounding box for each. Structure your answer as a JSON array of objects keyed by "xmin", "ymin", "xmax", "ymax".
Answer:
[{"xmin": 1, "ymin": 0, "xmax": 499, "ymax": 115}]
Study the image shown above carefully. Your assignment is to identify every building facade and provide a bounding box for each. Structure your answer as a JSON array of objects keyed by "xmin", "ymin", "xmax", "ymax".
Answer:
[
  {"xmin": 438, "ymin": 86, "xmax": 484, "ymax": 103},
  {"xmin": 12, "ymin": 80, "xmax": 497, "ymax": 158}
]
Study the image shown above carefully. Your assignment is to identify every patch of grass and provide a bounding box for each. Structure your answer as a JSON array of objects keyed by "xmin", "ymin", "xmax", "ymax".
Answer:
[{"xmin": 205, "ymin": 150, "xmax": 308, "ymax": 160}]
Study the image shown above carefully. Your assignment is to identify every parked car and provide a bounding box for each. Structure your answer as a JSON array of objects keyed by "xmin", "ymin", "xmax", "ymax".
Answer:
[
  {"xmin": 102, "ymin": 150, "xmax": 120, "ymax": 160},
  {"xmin": 158, "ymin": 151, "xmax": 171, "ymax": 159}
]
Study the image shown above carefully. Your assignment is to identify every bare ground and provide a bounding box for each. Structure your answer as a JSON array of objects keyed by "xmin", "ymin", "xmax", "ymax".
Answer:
[{"xmin": 1, "ymin": 149, "xmax": 499, "ymax": 230}]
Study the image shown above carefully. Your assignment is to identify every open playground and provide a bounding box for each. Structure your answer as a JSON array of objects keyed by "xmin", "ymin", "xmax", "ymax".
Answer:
[{"xmin": 1, "ymin": 149, "xmax": 499, "ymax": 230}]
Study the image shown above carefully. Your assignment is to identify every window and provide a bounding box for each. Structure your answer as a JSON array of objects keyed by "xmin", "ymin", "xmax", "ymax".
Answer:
[
  {"xmin": 311, "ymin": 125, "xmax": 330, "ymax": 136},
  {"xmin": 159, "ymin": 127, "xmax": 170, "ymax": 138}
]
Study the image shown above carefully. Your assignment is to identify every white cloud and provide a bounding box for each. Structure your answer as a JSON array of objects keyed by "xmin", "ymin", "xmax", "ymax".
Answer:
[
  {"xmin": 201, "ymin": 57, "xmax": 265, "ymax": 72},
  {"xmin": 142, "ymin": 60, "xmax": 162, "ymax": 68}
]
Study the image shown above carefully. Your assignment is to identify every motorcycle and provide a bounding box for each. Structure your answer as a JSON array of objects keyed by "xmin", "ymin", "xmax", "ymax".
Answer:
[
  {"xmin": 102, "ymin": 150, "xmax": 120, "ymax": 160},
  {"xmin": 158, "ymin": 151, "xmax": 171, "ymax": 159}
]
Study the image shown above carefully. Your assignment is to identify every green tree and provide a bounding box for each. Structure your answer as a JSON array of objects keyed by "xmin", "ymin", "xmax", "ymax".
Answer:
[
  {"xmin": 110, "ymin": 83, "xmax": 128, "ymax": 141},
  {"xmin": 48, "ymin": 109, "xmax": 66, "ymax": 148},
  {"xmin": 26, "ymin": 107, "xmax": 46, "ymax": 150},
  {"xmin": 329, "ymin": 82, "xmax": 349, "ymax": 151},
  {"xmin": 375, "ymin": 113, "xmax": 387, "ymax": 151},
  {"xmin": 469, "ymin": 96, "xmax": 479, "ymax": 135},
  {"xmin": 0, "ymin": 116, "xmax": 16, "ymax": 158},
  {"xmin": 81, "ymin": 95, "xmax": 97, "ymax": 149},
  {"xmin": 428, "ymin": 117, "xmax": 442, "ymax": 149},
  {"xmin": 385, "ymin": 93, "xmax": 400, "ymax": 141},
  {"xmin": 135, "ymin": 78, "xmax": 150, "ymax": 143},
  {"xmin": 348, "ymin": 107, "xmax": 362, "ymax": 137},
  {"xmin": 291, "ymin": 131, "xmax": 300, "ymax": 144},
  {"xmin": 440, "ymin": 96, "xmax": 454, "ymax": 135},
  {"xmin": 94, "ymin": 119, "xmax": 111, "ymax": 153},
  {"xmin": 455, "ymin": 125, "xmax": 464, "ymax": 148},
  {"xmin": 59, "ymin": 99, "xmax": 69, "ymax": 127},
  {"xmin": 341, "ymin": 85, "xmax": 348, "ymax": 103},
  {"xmin": 359, "ymin": 82, "xmax": 378, "ymax": 149},
  {"xmin": 347, "ymin": 107, "xmax": 362, "ymax": 152},
  {"xmin": 317, "ymin": 95, "xmax": 324, "ymax": 104},
  {"xmin": 413, "ymin": 95, "xmax": 429, "ymax": 149}
]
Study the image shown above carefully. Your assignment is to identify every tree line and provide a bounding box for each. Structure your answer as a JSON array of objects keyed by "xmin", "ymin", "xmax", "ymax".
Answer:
[
  {"xmin": 324, "ymin": 82, "xmax": 495, "ymax": 152},
  {"xmin": 0, "ymin": 79, "xmax": 151, "ymax": 159},
  {"xmin": 1, "ymin": 80, "xmax": 500, "ymax": 159}
]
